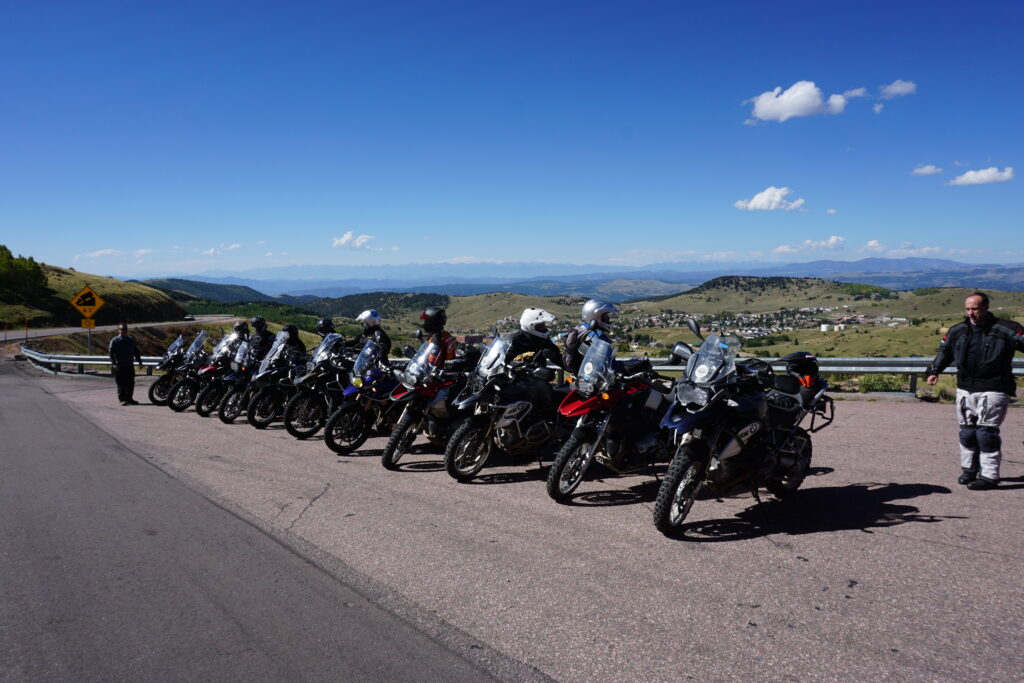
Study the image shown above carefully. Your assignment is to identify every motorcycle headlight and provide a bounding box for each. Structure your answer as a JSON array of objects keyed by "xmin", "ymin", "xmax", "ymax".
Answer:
[
  {"xmin": 676, "ymin": 384, "xmax": 709, "ymax": 408},
  {"xmin": 352, "ymin": 377, "xmax": 364, "ymax": 388},
  {"xmin": 577, "ymin": 379, "xmax": 595, "ymax": 396}
]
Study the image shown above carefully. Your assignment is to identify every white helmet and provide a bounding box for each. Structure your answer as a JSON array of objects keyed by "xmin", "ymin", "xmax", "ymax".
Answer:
[
  {"xmin": 581, "ymin": 299, "xmax": 619, "ymax": 332},
  {"xmin": 520, "ymin": 307, "xmax": 556, "ymax": 339},
  {"xmin": 356, "ymin": 309, "xmax": 381, "ymax": 331}
]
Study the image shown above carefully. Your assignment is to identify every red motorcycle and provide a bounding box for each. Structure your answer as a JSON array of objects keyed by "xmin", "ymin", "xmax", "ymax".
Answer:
[
  {"xmin": 545, "ymin": 337, "xmax": 673, "ymax": 502},
  {"xmin": 380, "ymin": 340, "xmax": 473, "ymax": 470}
]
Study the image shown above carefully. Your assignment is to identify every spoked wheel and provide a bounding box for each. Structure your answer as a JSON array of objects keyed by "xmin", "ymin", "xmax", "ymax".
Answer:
[
  {"xmin": 545, "ymin": 433, "xmax": 596, "ymax": 502},
  {"xmin": 382, "ymin": 407, "xmax": 419, "ymax": 470},
  {"xmin": 653, "ymin": 446, "xmax": 709, "ymax": 536},
  {"xmin": 218, "ymin": 388, "xmax": 247, "ymax": 424},
  {"xmin": 323, "ymin": 403, "xmax": 370, "ymax": 455},
  {"xmin": 766, "ymin": 427, "xmax": 812, "ymax": 499},
  {"xmin": 195, "ymin": 382, "xmax": 226, "ymax": 417},
  {"xmin": 444, "ymin": 418, "xmax": 493, "ymax": 481},
  {"xmin": 168, "ymin": 379, "xmax": 198, "ymax": 413},
  {"xmin": 148, "ymin": 374, "xmax": 174, "ymax": 406},
  {"xmin": 248, "ymin": 388, "xmax": 280, "ymax": 429},
  {"xmin": 283, "ymin": 392, "xmax": 327, "ymax": 439}
]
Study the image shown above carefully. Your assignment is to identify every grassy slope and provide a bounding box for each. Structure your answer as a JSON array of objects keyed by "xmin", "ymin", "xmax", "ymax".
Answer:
[
  {"xmin": 1, "ymin": 264, "xmax": 185, "ymax": 327},
  {"xmin": 142, "ymin": 278, "xmax": 274, "ymax": 303}
]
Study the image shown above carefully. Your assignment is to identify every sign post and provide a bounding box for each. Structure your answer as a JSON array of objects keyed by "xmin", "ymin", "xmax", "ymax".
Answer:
[{"xmin": 70, "ymin": 286, "xmax": 106, "ymax": 356}]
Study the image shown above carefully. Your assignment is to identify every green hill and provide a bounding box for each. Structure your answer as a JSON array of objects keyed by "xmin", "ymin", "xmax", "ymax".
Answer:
[
  {"xmin": 1, "ymin": 263, "xmax": 186, "ymax": 327},
  {"xmin": 140, "ymin": 278, "xmax": 276, "ymax": 303}
]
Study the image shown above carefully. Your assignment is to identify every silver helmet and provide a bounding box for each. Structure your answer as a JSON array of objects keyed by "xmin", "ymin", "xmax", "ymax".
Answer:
[{"xmin": 581, "ymin": 299, "xmax": 619, "ymax": 332}]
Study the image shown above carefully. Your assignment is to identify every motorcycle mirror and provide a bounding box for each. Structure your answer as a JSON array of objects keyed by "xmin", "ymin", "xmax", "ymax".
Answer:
[
  {"xmin": 489, "ymin": 325, "xmax": 498, "ymax": 339},
  {"xmin": 415, "ymin": 329, "xmax": 424, "ymax": 341},
  {"xmin": 402, "ymin": 345, "xmax": 417, "ymax": 359},
  {"xmin": 686, "ymin": 318, "xmax": 703, "ymax": 341}
]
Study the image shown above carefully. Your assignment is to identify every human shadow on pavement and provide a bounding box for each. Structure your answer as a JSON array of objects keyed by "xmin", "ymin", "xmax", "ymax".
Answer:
[
  {"xmin": 992, "ymin": 474, "xmax": 1024, "ymax": 490},
  {"xmin": 678, "ymin": 482, "xmax": 956, "ymax": 542}
]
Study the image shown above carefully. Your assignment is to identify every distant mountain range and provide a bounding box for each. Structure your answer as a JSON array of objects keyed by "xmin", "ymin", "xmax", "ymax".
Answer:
[{"xmin": 148, "ymin": 258, "xmax": 1024, "ymax": 299}]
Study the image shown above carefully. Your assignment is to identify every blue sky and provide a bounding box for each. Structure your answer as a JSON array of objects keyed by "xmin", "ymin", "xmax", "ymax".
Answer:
[{"xmin": 1, "ymin": 1, "xmax": 1020, "ymax": 277}]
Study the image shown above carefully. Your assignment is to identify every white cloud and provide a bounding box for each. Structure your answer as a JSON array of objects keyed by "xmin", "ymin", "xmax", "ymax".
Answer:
[
  {"xmin": 826, "ymin": 208, "xmax": 837, "ymax": 215},
  {"xmin": 224, "ymin": 243, "xmax": 242, "ymax": 251},
  {"xmin": 887, "ymin": 245, "xmax": 942, "ymax": 257},
  {"xmin": 72, "ymin": 248, "xmax": 122, "ymax": 263},
  {"xmin": 912, "ymin": 164, "xmax": 942, "ymax": 176},
  {"xmin": 735, "ymin": 186, "xmax": 806, "ymax": 211},
  {"xmin": 332, "ymin": 231, "xmax": 378, "ymax": 250},
  {"xmin": 201, "ymin": 248, "xmax": 217, "ymax": 256},
  {"xmin": 873, "ymin": 103, "xmax": 884, "ymax": 114},
  {"xmin": 843, "ymin": 87, "xmax": 868, "ymax": 98},
  {"xmin": 772, "ymin": 235, "xmax": 846, "ymax": 255},
  {"xmin": 863, "ymin": 240, "xmax": 885, "ymax": 253},
  {"xmin": 437, "ymin": 256, "xmax": 502, "ymax": 264},
  {"xmin": 948, "ymin": 166, "xmax": 1014, "ymax": 186},
  {"xmin": 265, "ymin": 252, "xmax": 273, "ymax": 257},
  {"xmin": 390, "ymin": 246, "xmax": 400, "ymax": 251},
  {"xmin": 133, "ymin": 248, "xmax": 155, "ymax": 257},
  {"xmin": 745, "ymin": 80, "xmax": 857, "ymax": 123},
  {"xmin": 880, "ymin": 79, "xmax": 917, "ymax": 99}
]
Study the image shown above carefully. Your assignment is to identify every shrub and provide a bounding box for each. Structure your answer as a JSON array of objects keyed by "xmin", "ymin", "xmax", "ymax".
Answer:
[{"xmin": 858, "ymin": 374, "xmax": 906, "ymax": 393}]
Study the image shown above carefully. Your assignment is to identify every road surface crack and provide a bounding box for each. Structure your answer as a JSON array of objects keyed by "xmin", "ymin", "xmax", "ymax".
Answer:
[{"xmin": 287, "ymin": 482, "xmax": 330, "ymax": 531}]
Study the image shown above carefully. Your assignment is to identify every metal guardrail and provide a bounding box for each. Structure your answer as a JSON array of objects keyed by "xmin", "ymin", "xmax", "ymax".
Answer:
[{"xmin": 21, "ymin": 346, "xmax": 1024, "ymax": 385}]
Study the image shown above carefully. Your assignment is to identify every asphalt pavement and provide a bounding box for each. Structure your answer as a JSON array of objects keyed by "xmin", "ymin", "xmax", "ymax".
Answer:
[{"xmin": 3, "ymin": 360, "xmax": 1022, "ymax": 681}]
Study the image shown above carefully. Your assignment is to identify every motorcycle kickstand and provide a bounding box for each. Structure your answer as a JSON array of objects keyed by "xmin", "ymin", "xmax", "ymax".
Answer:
[{"xmin": 750, "ymin": 486, "xmax": 762, "ymax": 504}]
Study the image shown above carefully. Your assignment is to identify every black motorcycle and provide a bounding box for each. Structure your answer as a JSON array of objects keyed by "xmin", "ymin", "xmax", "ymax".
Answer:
[
  {"xmin": 194, "ymin": 332, "xmax": 246, "ymax": 417},
  {"xmin": 166, "ymin": 331, "xmax": 210, "ymax": 412},
  {"xmin": 147, "ymin": 334, "xmax": 187, "ymax": 406},
  {"xmin": 282, "ymin": 333, "xmax": 350, "ymax": 439},
  {"xmin": 443, "ymin": 336, "xmax": 570, "ymax": 481},
  {"xmin": 322, "ymin": 339, "xmax": 403, "ymax": 455},
  {"xmin": 217, "ymin": 341, "xmax": 258, "ymax": 424},
  {"xmin": 652, "ymin": 321, "xmax": 834, "ymax": 536},
  {"xmin": 247, "ymin": 331, "xmax": 307, "ymax": 429}
]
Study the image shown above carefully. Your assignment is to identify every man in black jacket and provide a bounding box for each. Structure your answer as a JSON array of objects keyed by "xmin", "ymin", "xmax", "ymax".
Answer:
[
  {"xmin": 109, "ymin": 323, "xmax": 143, "ymax": 405},
  {"xmin": 927, "ymin": 292, "xmax": 1024, "ymax": 489}
]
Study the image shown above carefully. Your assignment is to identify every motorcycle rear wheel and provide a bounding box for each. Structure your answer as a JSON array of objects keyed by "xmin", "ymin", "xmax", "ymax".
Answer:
[
  {"xmin": 248, "ymin": 388, "xmax": 279, "ymax": 429},
  {"xmin": 444, "ymin": 418, "xmax": 492, "ymax": 481},
  {"xmin": 766, "ymin": 427, "xmax": 812, "ymax": 499},
  {"xmin": 545, "ymin": 433, "xmax": 595, "ymax": 502},
  {"xmin": 284, "ymin": 392, "xmax": 327, "ymax": 439},
  {"xmin": 195, "ymin": 382, "xmax": 225, "ymax": 417},
  {"xmin": 323, "ymin": 403, "xmax": 370, "ymax": 455},
  {"xmin": 382, "ymin": 407, "xmax": 418, "ymax": 470},
  {"xmin": 148, "ymin": 374, "xmax": 174, "ymax": 406},
  {"xmin": 218, "ymin": 388, "xmax": 246, "ymax": 424},
  {"xmin": 168, "ymin": 379, "xmax": 198, "ymax": 413},
  {"xmin": 653, "ymin": 447, "xmax": 708, "ymax": 536}
]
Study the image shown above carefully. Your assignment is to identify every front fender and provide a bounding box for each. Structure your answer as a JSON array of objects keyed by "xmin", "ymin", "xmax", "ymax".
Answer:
[{"xmin": 660, "ymin": 402, "xmax": 724, "ymax": 435}]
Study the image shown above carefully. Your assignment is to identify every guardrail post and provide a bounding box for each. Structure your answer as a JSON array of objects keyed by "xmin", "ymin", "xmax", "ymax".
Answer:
[
  {"xmin": 78, "ymin": 364, "xmax": 85, "ymax": 374},
  {"xmin": 908, "ymin": 374, "xmax": 918, "ymax": 393},
  {"xmin": 146, "ymin": 366, "xmax": 153, "ymax": 376}
]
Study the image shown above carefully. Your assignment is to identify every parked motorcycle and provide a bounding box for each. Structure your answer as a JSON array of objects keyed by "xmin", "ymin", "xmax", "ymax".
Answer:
[
  {"xmin": 247, "ymin": 331, "xmax": 307, "ymax": 429},
  {"xmin": 652, "ymin": 321, "xmax": 834, "ymax": 536},
  {"xmin": 380, "ymin": 340, "xmax": 474, "ymax": 470},
  {"xmin": 545, "ymin": 337, "xmax": 673, "ymax": 502},
  {"xmin": 322, "ymin": 338, "xmax": 402, "ymax": 454},
  {"xmin": 217, "ymin": 341, "xmax": 258, "ymax": 424},
  {"xmin": 147, "ymin": 334, "xmax": 187, "ymax": 406},
  {"xmin": 166, "ymin": 331, "xmax": 210, "ymax": 412},
  {"xmin": 282, "ymin": 332, "xmax": 350, "ymax": 439},
  {"xmin": 443, "ymin": 336, "xmax": 570, "ymax": 481},
  {"xmin": 194, "ymin": 332, "xmax": 245, "ymax": 417}
]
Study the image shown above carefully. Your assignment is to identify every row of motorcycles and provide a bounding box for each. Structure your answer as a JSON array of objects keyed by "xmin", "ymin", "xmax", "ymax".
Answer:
[{"xmin": 150, "ymin": 319, "xmax": 834, "ymax": 537}]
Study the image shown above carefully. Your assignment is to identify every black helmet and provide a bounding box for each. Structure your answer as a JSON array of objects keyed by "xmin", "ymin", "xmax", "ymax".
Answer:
[
  {"xmin": 233, "ymin": 321, "xmax": 250, "ymax": 336},
  {"xmin": 782, "ymin": 351, "xmax": 819, "ymax": 378},
  {"xmin": 250, "ymin": 315, "xmax": 267, "ymax": 331},
  {"xmin": 283, "ymin": 324, "xmax": 299, "ymax": 340},
  {"xmin": 420, "ymin": 307, "xmax": 447, "ymax": 334},
  {"xmin": 316, "ymin": 318, "xmax": 335, "ymax": 337}
]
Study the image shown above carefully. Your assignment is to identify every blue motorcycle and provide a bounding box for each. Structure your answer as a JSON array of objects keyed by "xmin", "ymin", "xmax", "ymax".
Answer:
[{"xmin": 322, "ymin": 339, "xmax": 402, "ymax": 454}]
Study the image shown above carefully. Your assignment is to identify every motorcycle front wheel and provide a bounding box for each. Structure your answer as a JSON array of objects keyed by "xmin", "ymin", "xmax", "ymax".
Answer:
[
  {"xmin": 444, "ymin": 418, "xmax": 492, "ymax": 481},
  {"xmin": 218, "ymin": 387, "xmax": 246, "ymax": 424},
  {"xmin": 195, "ymin": 382, "xmax": 226, "ymax": 417},
  {"xmin": 323, "ymin": 403, "xmax": 370, "ymax": 455},
  {"xmin": 148, "ymin": 373, "xmax": 174, "ymax": 406},
  {"xmin": 545, "ymin": 432, "xmax": 596, "ymax": 502},
  {"xmin": 284, "ymin": 392, "xmax": 327, "ymax": 439},
  {"xmin": 248, "ymin": 388, "xmax": 280, "ymax": 429},
  {"xmin": 167, "ymin": 379, "xmax": 198, "ymax": 413},
  {"xmin": 653, "ymin": 447, "xmax": 709, "ymax": 536},
  {"xmin": 766, "ymin": 427, "xmax": 812, "ymax": 499},
  {"xmin": 382, "ymin": 407, "xmax": 419, "ymax": 470}
]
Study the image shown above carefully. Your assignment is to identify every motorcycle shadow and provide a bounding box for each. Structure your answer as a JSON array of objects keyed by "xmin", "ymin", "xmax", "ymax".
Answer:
[
  {"xmin": 466, "ymin": 467, "xmax": 547, "ymax": 486},
  {"xmin": 677, "ymin": 481, "xmax": 956, "ymax": 542},
  {"xmin": 564, "ymin": 466, "xmax": 671, "ymax": 507}
]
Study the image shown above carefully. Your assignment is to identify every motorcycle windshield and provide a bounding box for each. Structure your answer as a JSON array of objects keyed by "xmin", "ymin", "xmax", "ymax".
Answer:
[
  {"xmin": 258, "ymin": 331, "xmax": 290, "ymax": 374},
  {"xmin": 233, "ymin": 340, "xmax": 249, "ymax": 365},
  {"xmin": 211, "ymin": 332, "xmax": 239, "ymax": 360},
  {"xmin": 185, "ymin": 330, "xmax": 208, "ymax": 359},
  {"xmin": 165, "ymin": 335, "xmax": 184, "ymax": 358},
  {"xmin": 684, "ymin": 333, "xmax": 740, "ymax": 386},
  {"xmin": 475, "ymin": 336, "xmax": 510, "ymax": 379},
  {"xmin": 310, "ymin": 333, "xmax": 343, "ymax": 367},
  {"xmin": 353, "ymin": 339, "xmax": 382, "ymax": 378},
  {"xmin": 575, "ymin": 337, "xmax": 615, "ymax": 397},
  {"xmin": 400, "ymin": 341, "xmax": 440, "ymax": 388}
]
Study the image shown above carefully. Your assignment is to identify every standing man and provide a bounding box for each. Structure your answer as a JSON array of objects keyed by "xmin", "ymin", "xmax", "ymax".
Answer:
[
  {"xmin": 926, "ymin": 292, "xmax": 1024, "ymax": 490},
  {"xmin": 109, "ymin": 323, "xmax": 143, "ymax": 406}
]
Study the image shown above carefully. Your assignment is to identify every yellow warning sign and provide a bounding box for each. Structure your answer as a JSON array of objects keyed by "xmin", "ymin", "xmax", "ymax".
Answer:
[
  {"xmin": 71, "ymin": 286, "xmax": 105, "ymax": 318},
  {"xmin": 81, "ymin": 318, "xmax": 96, "ymax": 329}
]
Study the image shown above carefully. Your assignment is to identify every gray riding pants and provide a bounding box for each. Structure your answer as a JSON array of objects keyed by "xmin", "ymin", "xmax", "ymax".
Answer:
[{"xmin": 955, "ymin": 389, "xmax": 1010, "ymax": 481}]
